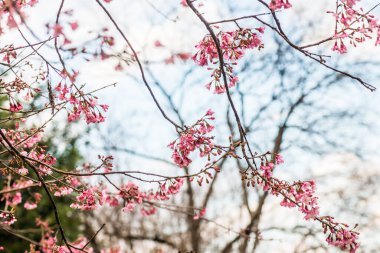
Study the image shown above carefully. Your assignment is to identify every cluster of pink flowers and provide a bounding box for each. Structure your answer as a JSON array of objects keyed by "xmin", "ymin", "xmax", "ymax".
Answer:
[
  {"xmin": 0, "ymin": 180, "xmax": 42, "ymax": 221},
  {"xmin": 156, "ymin": 178, "xmax": 185, "ymax": 200},
  {"xmin": 24, "ymin": 193, "xmax": 42, "ymax": 210},
  {"xmin": 257, "ymin": 154, "xmax": 319, "ymax": 220},
  {"xmin": 53, "ymin": 176, "xmax": 80, "ymax": 196},
  {"xmin": 331, "ymin": 0, "xmax": 380, "ymax": 53},
  {"xmin": 1, "ymin": 45, "xmax": 17, "ymax": 63},
  {"xmin": 40, "ymin": 233, "xmax": 58, "ymax": 253},
  {"xmin": 99, "ymin": 155, "xmax": 114, "ymax": 173},
  {"xmin": 2, "ymin": 128, "xmax": 43, "ymax": 149},
  {"xmin": 0, "ymin": 77, "xmax": 38, "ymax": 113},
  {"xmin": 248, "ymin": 153, "xmax": 359, "ymax": 252},
  {"xmin": 260, "ymin": 161, "xmax": 275, "ymax": 179},
  {"xmin": 55, "ymin": 83, "xmax": 108, "ymax": 124},
  {"xmin": 70, "ymin": 187, "xmax": 106, "ymax": 210},
  {"xmin": 1, "ymin": 129, "xmax": 58, "ymax": 177},
  {"xmin": 193, "ymin": 29, "xmax": 264, "ymax": 94},
  {"xmin": 258, "ymin": 154, "xmax": 284, "ymax": 180},
  {"xmin": 206, "ymin": 63, "xmax": 238, "ymax": 94},
  {"xmin": 279, "ymin": 180, "xmax": 320, "ymax": 220},
  {"xmin": 325, "ymin": 223, "xmax": 360, "ymax": 253},
  {"xmin": 70, "ymin": 179, "xmax": 184, "ymax": 217},
  {"xmin": 119, "ymin": 182, "xmax": 143, "ymax": 212},
  {"xmin": 56, "ymin": 237, "xmax": 97, "ymax": 253},
  {"xmin": 269, "ymin": 0, "xmax": 292, "ymax": 10},
  {"xmin": 25, "ymin": 149, "xmax": 56, "ymax": 175},
  {"xmin": 9, "ymin": 101, "xmax": 23, "ymax": 112},
  {"xmin": 3, "ymin": 191, "xmax": 22, "ymax": 207},
  {"xmin": 0, "ymin": 212, "xmax": 17, "ymax": 225},
  {"xmin": 168, "ymin": 109, "xmax": 215, "ymax": 167},
  {"xmin": 119, "ymin": 179, "xmax": 185, "ymax": 214}
]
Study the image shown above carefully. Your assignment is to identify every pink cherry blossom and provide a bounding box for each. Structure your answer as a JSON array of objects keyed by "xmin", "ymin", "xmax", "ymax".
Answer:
[
  {"xmin": 193, "ymin": 29, "xmax": 263, "ymax": 93},
  {"xmin": 169, "ymin": 110, "xmax": 216, "ymax": 167},
  {"xmin": 269, "ymin": 0, "xmax": 292, "ymax": 10}
]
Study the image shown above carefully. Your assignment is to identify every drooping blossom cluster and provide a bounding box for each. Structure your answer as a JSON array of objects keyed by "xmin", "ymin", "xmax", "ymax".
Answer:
[
  {"xmin": 192, "ymin": 28, "xmax": 264, "ymax": 93},
  {"xmin": 70, "ymin": 186, "xmax": 106, "ymax": 210},
  {"xmin": 168, "ymin": 109, "xmax": 217, "ymax": 167},
  {"xmin": 241, "ymin": 152, "xmax": 359, "ymax": 252},
  {"xmin": 206, "ymin": 63, "xmax": 238, "ymax": 94},
  {"xmin": 331, "ymin": 0, "xmax": 380, "ymax": 53},
  {"xmin": 268, "ymin": 0, "xmax": 292, "ymax": 10},
  {"xmin": 279, "ymin": 180, "xmax": 320, "ymax": 220},
  {"xmin": 1, "ymin": 45, "xmax": 17, "ymax": 63},
  {"xmin": 323, "ymin": 218, "xmax": 360, "ymax": 253},
  {"xmin": 55, "ymin": 82, "xmax": 109, "ymax": 124}
]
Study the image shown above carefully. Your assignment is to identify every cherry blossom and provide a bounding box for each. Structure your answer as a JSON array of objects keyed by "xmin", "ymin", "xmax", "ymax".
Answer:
[
  {"xmin": 168, "ymin": 110, "xmax": 216, "ymax": 167},
  {"xmin": 331, "ymin": 0, "xmax": 380, "ymax": 53},
  {"xmin": 269, "ymin": 0, "xmax": 292, "ymax": 10},
  {"xmin": 193, "ymin": 29, "xmax": 263, "ymax": 93}
]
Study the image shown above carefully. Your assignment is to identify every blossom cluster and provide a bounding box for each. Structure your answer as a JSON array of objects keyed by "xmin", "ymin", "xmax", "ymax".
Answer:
[
  {"xmin": 268, "ymin": 0, "xmax": 292, "ymax": 10},
  {"xmin": 243, "ymin": 153, "xmax": 359, "ymax": 252},
  {"xmin": 70, "ymin": 178, "xmax": 184, "ymax": 217},
  {"xmin": 331, "ymin": 0, "xmax": 380, "ymax": 53},
  {"xmin": 168, "ymin": 109, "xmax": 216, "ymax": 167},
  {"xmin": 55, "ymin": 83, "xmax": 109, "ymax": 124},
  {"xmin": 323, "ymin": 218, "xmax": 360, "ymax": 253},
  {"xmin": 192, "ymin": 28, "xmax": 264, "ymax": 93},
  {"xmin": 278, "ymin": 180, "xmax": 320, "ymax": 220},
  {"xmin": 0, "ymin": 211, "xmax": 16, "ymax": 225},
  {"xmin": 1, "ymin": 45, "xmax": 17, "ymax": 63},
  {"xmin": 1, "ymin": 128, "xmax": 59, "ymax": 175}
]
